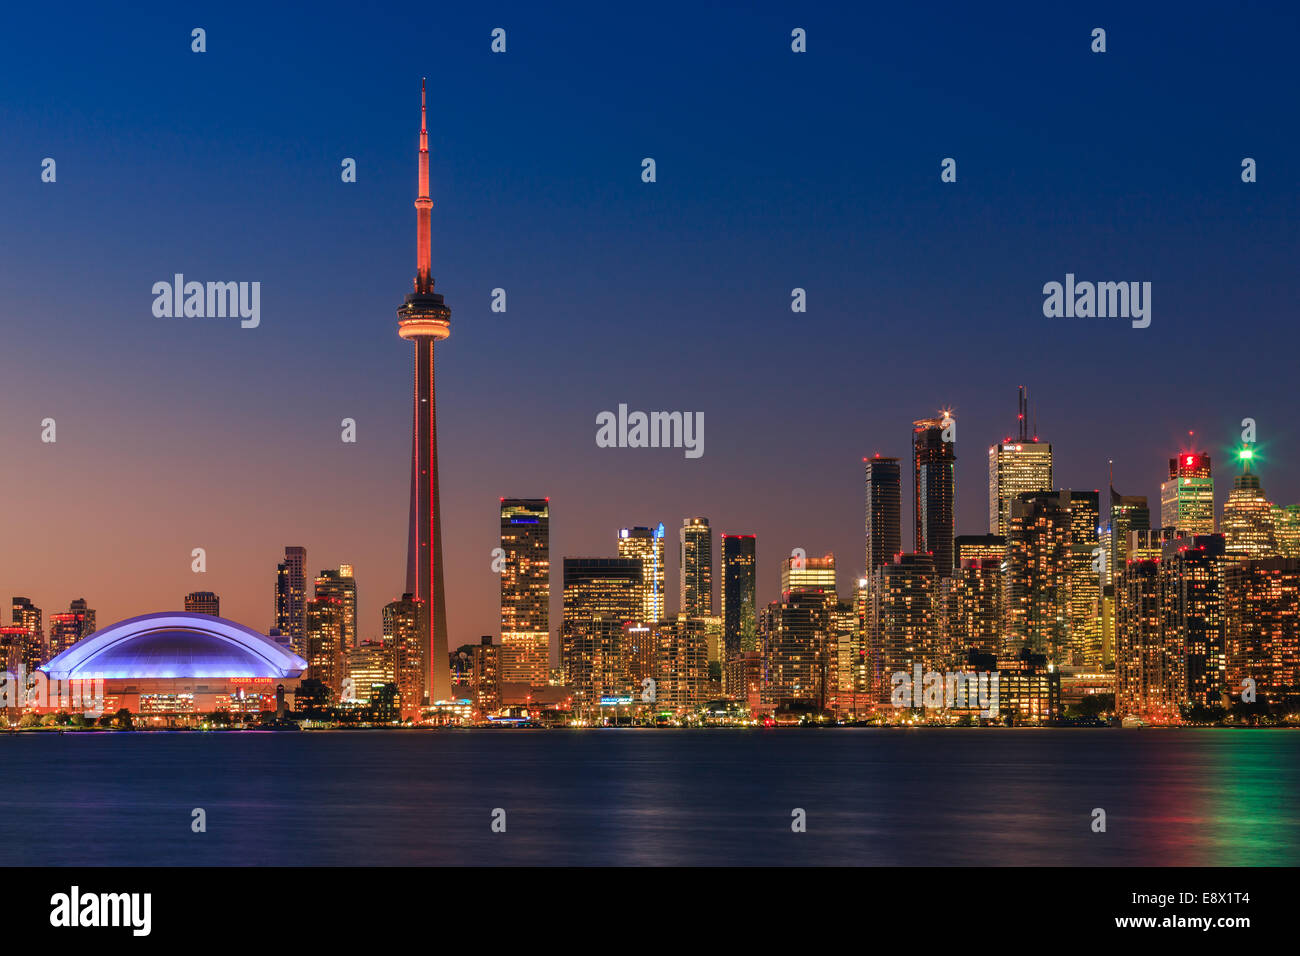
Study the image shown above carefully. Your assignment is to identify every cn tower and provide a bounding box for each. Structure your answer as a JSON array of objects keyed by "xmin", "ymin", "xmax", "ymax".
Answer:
[{"xmin": 397, "ymin": 79, "xmax": 452, "ymax": 706}]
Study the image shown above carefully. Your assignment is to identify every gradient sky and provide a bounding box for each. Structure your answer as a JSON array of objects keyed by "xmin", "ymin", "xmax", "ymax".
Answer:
[{"xmin": 2, "ymin": 1, "xmax": 1298, "ymax": 654}]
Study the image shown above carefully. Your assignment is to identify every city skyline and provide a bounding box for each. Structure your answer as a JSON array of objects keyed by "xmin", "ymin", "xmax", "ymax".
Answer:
[
  {"xmin": 2, "ymin": 400, "xmax": 1294, "ymax": 657},
  {"xmin": 3, "ymin": 4, "xmax": 1299, "ymax": 652}
]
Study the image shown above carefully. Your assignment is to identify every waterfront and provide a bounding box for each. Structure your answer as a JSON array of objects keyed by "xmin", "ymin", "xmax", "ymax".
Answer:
[{"xmin": 2, "ymin": 729, "xmax": 1296, "ymax": 866}]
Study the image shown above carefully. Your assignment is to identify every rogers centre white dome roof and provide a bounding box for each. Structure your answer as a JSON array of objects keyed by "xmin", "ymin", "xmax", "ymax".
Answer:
[{"xmin": 41, "ymin": 612, "xmax": 308, "ymax": 680}]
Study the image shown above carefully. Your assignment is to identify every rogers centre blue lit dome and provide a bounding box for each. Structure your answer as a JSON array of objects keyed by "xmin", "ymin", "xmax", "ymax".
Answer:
[{"xmin": 41, "ymin": 612, "xmax": 308, "ymax": 681}]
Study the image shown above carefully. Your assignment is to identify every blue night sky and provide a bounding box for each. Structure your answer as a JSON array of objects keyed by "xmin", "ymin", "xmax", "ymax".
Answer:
[{"xmin": 1, "ymin": 1, "xmax": 1298, "ymax": 648}]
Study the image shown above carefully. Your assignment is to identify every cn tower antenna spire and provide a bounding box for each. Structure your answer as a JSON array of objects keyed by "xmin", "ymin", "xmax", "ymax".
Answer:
[
  {"xmin": 397, "ymin": 78, "xmax": 453, "ymax": 713},
  {"xmin": 415, "ymin": 78, "xmax": 433, "ymax": 294}
]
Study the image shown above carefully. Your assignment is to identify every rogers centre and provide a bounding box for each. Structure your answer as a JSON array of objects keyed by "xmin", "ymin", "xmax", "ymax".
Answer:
[{"xmin": 39, "ymin": 612, "xmax": 308, "ymax": 722}]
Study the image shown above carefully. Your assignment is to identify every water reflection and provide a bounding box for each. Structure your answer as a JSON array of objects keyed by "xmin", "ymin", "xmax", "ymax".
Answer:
[{"xmin": 0, "ymin": 729, "xmax": 1296, "ymax": 866}]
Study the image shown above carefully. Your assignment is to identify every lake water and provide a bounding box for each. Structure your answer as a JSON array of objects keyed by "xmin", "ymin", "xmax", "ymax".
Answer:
[{"xmin": 2, "ymin": 728, "xmax": 1296, "ymax": 866}]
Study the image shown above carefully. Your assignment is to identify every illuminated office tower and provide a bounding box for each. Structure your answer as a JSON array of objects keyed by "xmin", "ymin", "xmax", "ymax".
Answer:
[
  {"xmin": 48, "ymin": 613, "xmax": 82, "ymax": 658},
  {"xmin": 622, "ymin": 622, "xmax": 657, "ymax": 695},
  {"xmin": 561, "ymin": 558, "xmax": 642, "ymax": 705},
  {"xmin": 1127, "ymin": 527, "xmax": 1176, "ymax": 563},
  {"xmin": 467, "ymin": 636, "xmax": 502, "ymax": 716},
  {"xmin": 725, "ymin": 652, "xmax": 764, "ymax": 710},
  {"xmin": 679, "ymin": 517, "xmax": 713, "ymax": 617},
  {"xmin": 864, "ymin": 455, "xmax": 902, "ymax": 578},
  {"xmin": 450, "ymin": 643, "xmax": 475, "ymax": 686},
  {"xmin": 829, "ymin": 598, "xmax": 858, "ymax": 704},
  {"xmin": 656, "ymin": 614, "xmax": 710, "ymax": 713},
  {"xmin": 618, "ymin": 525, "xmax": 666, "ymax": 623},
  {"xmin": 1003, "ymin": 492, "xmax": 1071, "ymax": 662},
  {"xmin": 954, "ymin": 534, "xmax": 1006, "ymax": 567},
  {"xmin": 1161, "ymin": 451, "xmax": 1214, "ymax": 535},
  {"xmin": 1222, "ymin": 450, "xmax": 1277, "ymax": 560},
  {"xmin": 1272, "ymin": 504, "xmax": 1300, "ymax": 558},
  {"xmin": 987, "ymin": 387, "xmax": 1053, "ymax": 536},
  {"xmin": 1161, "ymin": 534, "xmax": 1227, "ymax": 708},
  {"xmin": 314, "ymin": 566, "xmax": 357, "ymax": 649},
  {"xmin": 699, "ymin": 614, "xmax": 724, "ymax": 689},
  {"xmin": 0, "ymin": 626, "xmax": 27, "ymax": 678},
  {"xmin": 305, "ymin": 597, "xmax": 346, "ymax": 701},
  {"xmin": 347, "ymin": 640, "xmax": 394, "ymax": 703},
  {"xmin": 850, "ymin": 580, "xmax": 871, "ymax": 695},
  {"xmin": 49, "ymin": 598, "xmax": 97, "ymax": 659},
  {"xmin": 499, "ymin": 498, "xmax": 551, "ymax": 686},
  {"xmin": 1106, "ymin": 488, "xmax": 1150, "ymax": 586},
  {"xmin": 868, "ymin": 552, "xmax": 938, "ymax": 705},
  {"xmin": 12, "ymin": 597, "xmax": 43, "ymax": 666},
  {"xmin": 1062, "ymin": 490, "xmax": 1102, "ymax": 666},
  {"xmin": 184, "ymin": 591, "xmax": 220, "ymax": 616},
  {"xmin": 383, "ymin": 595, "xmax": 424, "ymax": 722},
  {"xmin": 1097, "ymin": 527, "xmax": 1114, "ymax": 585},
  {"xmin": 69, "ymin": 598, "xmax": 95, "ymax": 637},
  {"xmin": 913, "ymin": 414, "xmax": 956, "ymax": 575},
  {"xmin": 1115, "ymin": 558, "xmax": 1182, "ymax": 722},
  {"xmin": 720, "ymin": 534, "xmax": 757, "ymax": 659},
  {"xmin": 274, "ymin": 546, "xmax": 308, "ymax": 659},
  {"xmin": 781, "ymin": 553, "xmax": 837, "ymax": 598},
  {"xmin": 762, "ymin": 591, "xmax": 834, "ymax": 709},
  {"xmin": 938, "ymin": 558, "xmax": 1002, "ymax": 667},
  {"xmin": 1224, "ymin": 558, "xmax": 1300, "ymax": 708},
  {"xmin": 1098, "ymin": 585, "xmax": 1117, "ymax": 668}
]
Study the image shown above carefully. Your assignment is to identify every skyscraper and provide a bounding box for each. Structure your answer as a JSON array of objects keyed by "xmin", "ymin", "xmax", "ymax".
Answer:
[
  {"xmin": 305, "ymin": 597, "xmax": 345, "ymax": 701},
  {"xmin": 953, "ymin": 534, "xmax": 1006, "ymax": 566},
  {"xmin": 913, "ymin": 414, "xmax": 956, "ymax": 575},
  {"xmin": 561, "ymin": 558, "xmax": 643, "ymax": 705},
  {"xmin": 1161, "ymin": 450, "xmax": 1214, "ymax": 535},
  {"xmin": 1224, "ymin": 558, "xmax": 1300, "ymax": 709},
  {"xmin": 12, "ymin": 597, "xmax": 44, "ymax": 668},
  {"xmin": 763, "ymin": 591, "xmax": 834, "ymax": 709},
  {"xmin": 1004, "ymin": 492, "xmax": 1071, "ymax": 662},
  {"xmin": 864, "ymin": 455, "xmax": 902, "ymax": 579},
  {"xmin": 274, "ymin": 546, "xmax": 307, "ymax": 659},
  {"xmin": 1222, "ymin": 450, "xmax": 1277, "ymax": 560},
  {"xmin": 1106, "ymin": 487, "xmax": 1150, "ymax": 586},
  {"xmin": 938, "ymin": 558, "xmax": 1002, "ymax": 667},
  {"xmin": 781, "ymin": 553, "xmax": 837, "ymax": 598},
  {"xmin": 500, "ymin": 498, "xmax": 551, "ymax": 686},
  {"xmin": 314, "ymin": 565, "xmax": 358, "ymax": 649},
  {"xmin": 0, "ymin": 626, "xmax": 28, "ymax": 680},
  {"xmin": 383, "ymin": 594, "xmax": 424, "ymax": 722},
  {"xmin": 462, "ymin": 636, "xmax": 502, "ymax": 717},
  {"xmin": 1062, "ymin": 489, "xmax": 1102, "ymax": 666},
  {"xmin": 49, "ymin": 598, "xmax": 96, "ymax": 658},
  {"xmin": 656, "ymin": 614, "xmax": 711, "ymax": 713},
  {"xmin": 347, "ymin": 640, "xmax": 395, "ymax": 704},
  {"xmin": 987, "ymin": 388, "xmax": 1053, "ymax": 536},
  {"xmin": 1162, "ymin": 534, "xmax": 1227, "ymax": 708},
  {"xmin": 184, "ymin": 591, "xmax": 220, "ymax": 616},
  {"xmin": 618, "ymin": 525, "xmax": 666, "ymax": 623},
  {"xmin": 720, "ymin": 534, "xmax": 757, "ymax": 660},
  {"xmin": 48, "ymin": 614, "xmax": 81, "ymax": 659},
  {"xmin": 1116, "ymin": 558, "xmax": 1182, "ymax": 722},
  {"xmin": 679, "ymin": 517, "xmax": 713, "ymax": 617},
  {"xmin": 1272, "ymin": 504, "xmax": 1300, "ymax": 558},
  {"xmin": 868, "ymin": 552, "xmax": 938, "ymax": 706},
  {"xmin": 397, "ymin": 80, "xmax": 454, "ymax": 707}
]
